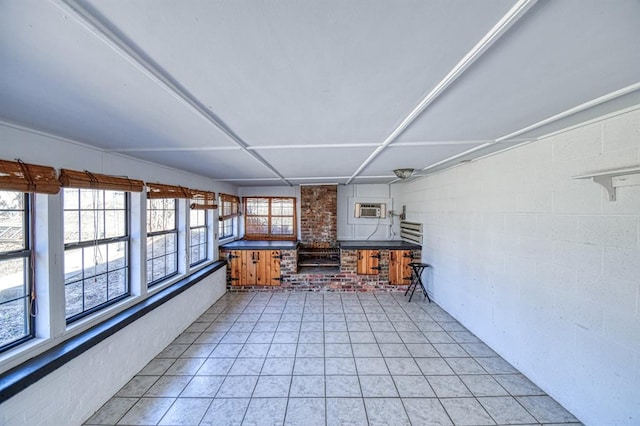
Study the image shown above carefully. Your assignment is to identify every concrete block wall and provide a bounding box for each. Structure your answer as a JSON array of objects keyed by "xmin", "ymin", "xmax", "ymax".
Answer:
[
  {"xmin": 392, "ymin": 107, "xmax": 640, "ymax": 425},
  {"xmin": 0, "ymin": 268, "xmax": 227, "ymax": 426}
]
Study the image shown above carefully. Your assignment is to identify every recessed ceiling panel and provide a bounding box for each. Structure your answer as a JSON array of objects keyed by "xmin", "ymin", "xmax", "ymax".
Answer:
[
  {"xmin": 361, "ymin": 143, "xmax": 483, "ymax": 176},
  {"xmin": 257, "ymin": 146, "xmax": 374, "ymax": 178},
  {"xmin": 124, "ymin": 149, "xmax": 277, "ymax": 180},
  {"xmin": 0, "ymin": 2, "xmax": 235, "ymax": 151},
  {"xmin": 397, "ymin": 0, "xmax": 640, "ymax": 143},
  {"xmin": 84, "ymin": 0, "xmax": 516, "ymax": 146}
]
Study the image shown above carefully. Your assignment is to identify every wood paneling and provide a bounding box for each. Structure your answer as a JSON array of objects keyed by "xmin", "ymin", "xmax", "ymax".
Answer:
[
  {"xmin": 389, "ymin": 250, "xmax": 413, "ymax": 285},
  {"xmin": 229, "ymin": 250, "xmax": 281, "ymax": 285},
  {"xmin": 357, "ymin": 249, "xmax": 380, "ymax": 275}
]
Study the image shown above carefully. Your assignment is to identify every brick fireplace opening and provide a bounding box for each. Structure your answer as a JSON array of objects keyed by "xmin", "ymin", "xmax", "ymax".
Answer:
[{"xmin": 298, "ymin": 185, "xmax": 340, "ymax": 272}]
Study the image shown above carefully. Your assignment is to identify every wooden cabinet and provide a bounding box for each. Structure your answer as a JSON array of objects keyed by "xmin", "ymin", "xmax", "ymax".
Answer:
[
  {"xmin": 229, "ymin": 250, "xmax": 281, "ymax": 285},
  {"xmin": 357, "ymin": 249, "xmax": 380, "ymax": 275},
  {"xmin": 389, "ymin": 250, "xmax": 413, "ymax": 285}
]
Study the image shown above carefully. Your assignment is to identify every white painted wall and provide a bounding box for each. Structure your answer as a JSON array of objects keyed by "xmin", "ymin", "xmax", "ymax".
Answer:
[
  {"xmin": 338, "ymin": 184, "xmax": 401, "ymax": 240},
  {"xmin": 0, "ymin": 123, "xmax": 238, "ymax": 196},
  {"xmin": 392, "ymin": 107, "xmax": 640, "ymax": 425},
  {"xmin": 0, "ymin": 268, "xmax": 227, "ymax": 426},
  {"xmin": 0, "ymin": 123, "xmax": 232, "ymax": 424}
]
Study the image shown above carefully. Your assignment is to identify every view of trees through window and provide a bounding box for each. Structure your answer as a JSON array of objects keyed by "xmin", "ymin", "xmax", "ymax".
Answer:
[
  {"xmin": 146, "ymin": 198, "xmax": 178, "ymax": 285},
  {"xmin": 189, "ymin": 199, "xmax": 207, "ymax": 266},
  {"xmin": 0, "ymin": 191, "xmax": 31, "ymax": 351},
  {"xmin": 63, "ymin": 189, "xmax": 129, "ymax": 321},
  {"xmin": 244, "ymin": 197, "xmax": 295, "ymax": 239}
]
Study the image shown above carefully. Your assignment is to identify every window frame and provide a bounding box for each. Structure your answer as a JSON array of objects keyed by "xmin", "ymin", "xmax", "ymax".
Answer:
[
  {"xmin": 243, "ymin": 196, "xmax": 297, "ymax": 240},
  {"xmin": 63, "ymin": 188, "xmax": 131, "ymax": 323},
  {"xmin": 0, "ymin": 192, "xmax": 34, "ymax": 353},
  {"xmin": 189, "ymin": 198, "xmax": 209, "ymax": 267},
  {"xmin": 219, "ymin": 193, "xmax": 240, "ymax": 241},
  {"xmin": 146, "ymin": 197, "xmax": 179, "ymax": 286}
]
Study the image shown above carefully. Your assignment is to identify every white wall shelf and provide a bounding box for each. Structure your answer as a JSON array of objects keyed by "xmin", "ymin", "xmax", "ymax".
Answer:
[{"xmin": 573, "ymin": 166, "xmax": 640, "ymax": 201}]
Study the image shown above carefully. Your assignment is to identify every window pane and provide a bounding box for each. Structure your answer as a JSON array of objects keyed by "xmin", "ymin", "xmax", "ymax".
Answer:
[
  {"xmin": 64, "ymin": 211, "xmax": 80, "ymax": 244},
  {"xmin": 271, "ymin": 216, "xmax": 294, "ymax": 235},
  {"xmin": 190, "ymin": 207, "xmax": 205, "ymax": 227},
  {"xmin": 146, "ymin": 232, "xmax": 177, "ymax": 285},
  {"xmin": 63, "ymin": 188, "xmax": 79, "ymax": 210},
  {"xmin": 0, "ymin": 211, "xmax": 24, "ymax": 252},
  {"xmin": 64, "ymin": 188, "xmax": 129, "ymax": 321},
  {"xmin": 65, "ymin": 241, "xmax": 128, "ymax": 319},
  {"xmin": 105, "ymin": 210, "xmax": 126, "ymax": 239},
  {"xmin": 108, "ymin": 270, "xmax": 127, "ymax": 299},
  {"xmin": 65, "ymin": 280, "xmax": 83, "ymax": 318},
  {"xmin": 79, "ymin": 210, "xmax": 105, "ymax": 241},
  {"xmin": 246, "ymin": 198, "xmax": 268, "ymax": 216},
  {"xmin": 80, "ymin": 189, "xmax": 103, "ymax": 210},
  {"xmin": 0, "ymin": 258, "xmax": 29, "ymax": 348},
  {"xmin": 271, "ymin": 198, "xmax": 293, "ymax": 216},
  {"xmin": 105, "ymin": 191, "xmax": 125, "ymax": 210},
  {"xmin": 244, "ymin": 197, "xmax": 294, "ymax": 238},
  {"xmin": 147, "ymin": 198, "xmax": 176, "ymax": 233},
  {"xmin": 0, "ymin": 190, "xmax": 24, "ymax": 210}
]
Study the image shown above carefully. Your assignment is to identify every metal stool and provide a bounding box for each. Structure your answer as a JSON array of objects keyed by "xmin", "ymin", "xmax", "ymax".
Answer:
[{"xmin": 405, "ymin": 262, "xmax": 431, "ymax": 302}]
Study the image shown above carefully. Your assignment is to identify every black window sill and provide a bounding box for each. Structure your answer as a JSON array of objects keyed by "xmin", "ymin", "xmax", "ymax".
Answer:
[{"xmin": 0, "ymin": 260, "xmax": 225, "ymax": 404}]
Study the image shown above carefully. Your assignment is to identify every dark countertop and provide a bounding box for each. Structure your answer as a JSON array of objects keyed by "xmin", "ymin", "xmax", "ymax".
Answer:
[
  {"xmin": 339, "ymin": 240, "xmax": 421, "ymax": 249},
  {"xmin": 220, "ymin": 240, "xmax": 300, "ymax": 250}
]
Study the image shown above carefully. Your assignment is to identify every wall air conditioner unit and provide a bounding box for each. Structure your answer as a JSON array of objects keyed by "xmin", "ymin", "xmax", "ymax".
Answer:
[{"xmin": 354, "ymin": 203, "xmax": 386, "ymax": 219}]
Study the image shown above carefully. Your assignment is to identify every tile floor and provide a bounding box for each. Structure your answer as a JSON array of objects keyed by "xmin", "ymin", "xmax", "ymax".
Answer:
[{"xmin": 84, "ymin": 292, "xmax": 582, "ymax": 426}]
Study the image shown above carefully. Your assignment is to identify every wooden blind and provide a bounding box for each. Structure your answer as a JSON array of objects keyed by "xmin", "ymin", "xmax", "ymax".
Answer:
[
  {"xmin": 147, "ymin": 183, "xmax": 191, "ymax": 199},
  {"xmin": 0, "ymin": 158, "xmax": 60, "ymax": 194},
  {"xmin": 59, "ymin": 169, "xmax": 144, "ymax": 192},
  {"xmin": 189, "ymin": 189, "xmax": 217, "ymax": 210},
  {"xmin": 219, "ymin": 193, "xmax": 240, "ymax": 220}
]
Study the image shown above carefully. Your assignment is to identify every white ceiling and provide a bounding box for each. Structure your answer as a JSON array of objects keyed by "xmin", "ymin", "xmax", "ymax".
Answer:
[{"xmin": 1, "ymin": 0, "xmax": 639, "ymax": 187}]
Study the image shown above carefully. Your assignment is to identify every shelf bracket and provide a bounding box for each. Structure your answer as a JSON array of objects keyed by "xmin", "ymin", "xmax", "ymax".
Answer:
[
  {"xmin": 591, "ymin": 175, "xmax": 617, "ymax": 201},
  {"xmin": 572, "ymin": 166, "xmax": 640, "ymax": 202}
]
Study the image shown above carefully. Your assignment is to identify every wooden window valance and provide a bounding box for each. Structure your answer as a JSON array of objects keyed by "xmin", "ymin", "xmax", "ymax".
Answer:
[
  {"xmin": 147, "ymin": 183, "xmax": 191, "ymax": 199},
  {"xmin": 59, "ymin": 169, "xmax": 144, "ymax": 192},
  {"xmin": 189, "ymin": 189, "xmax": 217, "ymax": 210},
  {"xmin": 0, "ymin": 158, "xmax": 60, "ymax": 194},
  {"xmin": 219, "ymin": 193, "xmax": 240, "ymax": 220}
]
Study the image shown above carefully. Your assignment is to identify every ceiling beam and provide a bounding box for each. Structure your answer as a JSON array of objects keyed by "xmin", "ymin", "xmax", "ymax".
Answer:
[
  {"xmin": 53, "ymin": 0, "xmax": 292, "ymax": 186},
  {"xmin": 345, "ymin": 0, "xmax": 538, "ymax": 185},
  {"xmin": 417, "ymin": 81, "xmax": 640, "ymax": 175},
  {"xmin": 495, "ymin": 81, "xmax": 640, "ymax": 142}
]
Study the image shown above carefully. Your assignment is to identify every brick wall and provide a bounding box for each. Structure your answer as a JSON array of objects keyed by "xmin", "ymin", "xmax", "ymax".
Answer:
[
  {"xmin": 300, "ymin": 185, "xmax": 337, "ymax": 246},
  {"xmin": 222, "ymin": 248, "xmax": 421, "ymax": 292}
]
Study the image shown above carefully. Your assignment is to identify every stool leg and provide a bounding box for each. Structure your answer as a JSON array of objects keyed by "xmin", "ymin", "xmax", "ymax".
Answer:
[
  {"xmin": 408, "ymin": 277, "xmax": 418, "ymax": 302},
  {"xmin": 404, "ymin": 279, "xmax": 414, "ymax": 296}
]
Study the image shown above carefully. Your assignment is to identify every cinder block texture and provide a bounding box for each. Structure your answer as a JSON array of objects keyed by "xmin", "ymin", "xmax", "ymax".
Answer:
[{"xmin": 392, "ymin": 108, "xmax": 640, "ymax": 426}]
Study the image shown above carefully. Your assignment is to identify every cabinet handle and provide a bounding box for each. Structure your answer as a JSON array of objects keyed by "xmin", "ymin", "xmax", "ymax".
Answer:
[{"xmin": 256, "ymin": 252, "xmax": 260, "ymax": 260}]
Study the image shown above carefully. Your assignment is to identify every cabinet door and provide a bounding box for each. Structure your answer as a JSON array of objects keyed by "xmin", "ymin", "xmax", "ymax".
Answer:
[
  {"xmin": 357, "ymin": 249, "xmax": 380, "ymax": 275},
  {"xmin": 267, "ymin": 250, "xmax": 281, "ymax": 286},
  {"xmin": 389, "ymin": 250, "xmax": 413, "ymax": 285},
  {"xmin": 241, "ymin": 250, "xmax": 259, "ymax": 285},
  {"xmin": 228, "ymin": 251, "xmax": 242, "ymax": 286}
]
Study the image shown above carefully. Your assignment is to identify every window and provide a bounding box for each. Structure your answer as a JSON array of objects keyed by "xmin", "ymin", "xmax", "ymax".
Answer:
[
  {"xmin": 146, "ymin": 198, "xmax": 178, "ymax": 285},
  {"xmin": 244, "ymin": 197, "xmax": 296, "ymax": 240},
  {"xmin": 189, "ymin": 198, "xmax": 208, "ymax": 266},
  {"xmin": 63, "ymin": 188, "xmax": 129, "ymax": 321},
  {"xmin": 0, "ymin": 191, "xmax": 33, "ymax": 352},
  {"xmin": 219, "ymin": 194, "xmax": 239, "ymax": 240}
]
